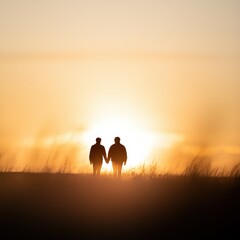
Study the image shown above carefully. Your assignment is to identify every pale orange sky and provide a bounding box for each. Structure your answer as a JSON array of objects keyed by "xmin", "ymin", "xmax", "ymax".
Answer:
[{"xmin": 1, "ymin": 0, "xmax": 240, "ymax": 172}]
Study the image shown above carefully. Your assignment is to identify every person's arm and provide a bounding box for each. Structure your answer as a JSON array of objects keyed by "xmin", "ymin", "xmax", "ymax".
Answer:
[
  {"xmin": 89, "ymin": 146, "xmax": 93, "ymax": 164},
  {"xmin": 102, "ymin": 146, "xmax": 108, "ymax": 163},
  {"xmin": 123, "ymin": 146, "xmax": 127, "ymax": 165},
  {"xmin": 108, "ymin": 146, "xmax": 112, "ymax": 162}
]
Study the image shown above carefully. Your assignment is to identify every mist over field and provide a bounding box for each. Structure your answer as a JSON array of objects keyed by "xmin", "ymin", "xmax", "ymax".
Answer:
[{"xmin": 1, "ymin": 0, "xmax": 240, "ymax": 174}]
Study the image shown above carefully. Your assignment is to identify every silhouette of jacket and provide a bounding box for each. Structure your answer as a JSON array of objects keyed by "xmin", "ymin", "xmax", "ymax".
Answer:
[
  {"xmin": 108, "ymin": 143, "xmax": 127, "ymax": 163},
  {"xmin": 89, "ymin": 143, "xmax": 107, "ymax": 164}
]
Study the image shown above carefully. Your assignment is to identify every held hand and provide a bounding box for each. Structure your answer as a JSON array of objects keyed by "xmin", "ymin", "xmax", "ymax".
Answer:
[
  {"xmin": 90, "ymin": 161, "xmax": 93, "ymax": 165},
  {"xmin": 123, "ymin": 161, "xmax": 126, "ymax": 166}
]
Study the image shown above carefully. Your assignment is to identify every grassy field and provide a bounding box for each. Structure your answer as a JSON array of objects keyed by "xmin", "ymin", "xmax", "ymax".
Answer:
[{"xmin": 0, "ymin": 172, "xmax": 239, "ymax": 239}]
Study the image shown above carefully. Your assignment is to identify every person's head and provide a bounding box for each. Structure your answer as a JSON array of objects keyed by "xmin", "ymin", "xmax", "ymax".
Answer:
[
  {"xmin": 114, "ymin": 137, "xmax": 120, "ymax": 143},
  {"xmin": 96, "ymin": 137, "xmax": 101, "ymax": 144}
]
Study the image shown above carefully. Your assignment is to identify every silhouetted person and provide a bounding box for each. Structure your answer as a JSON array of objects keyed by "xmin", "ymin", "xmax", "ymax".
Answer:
[
  {"xmin": 89, "ymin": 137, "xmax": 107, "ymax": 175},
  {"xmin": 108, "ymin": 137, "xmax": 127, "ymax": 177}
]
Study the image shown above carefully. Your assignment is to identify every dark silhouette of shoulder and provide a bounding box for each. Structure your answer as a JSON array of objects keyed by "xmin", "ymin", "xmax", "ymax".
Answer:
[
  {"xmin": 89, "ymin": 143, "xmax": 106, "ymax": 162},
  {"xmin": 108, "ymin": 143, "xmax": 127, "ymax": 162}
]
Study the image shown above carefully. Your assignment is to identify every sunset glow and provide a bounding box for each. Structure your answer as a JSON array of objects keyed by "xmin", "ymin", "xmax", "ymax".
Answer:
[
  {"xmin": 81, "ymin": 117, "xmax": 183, "ymax": 171},
  {"xmin": 0, "ymin": 0, "xmax": 240, "ymax": 174},
  {"xmin": 1, "ymin": 2, "xmax": 240, "ymax": 239}
]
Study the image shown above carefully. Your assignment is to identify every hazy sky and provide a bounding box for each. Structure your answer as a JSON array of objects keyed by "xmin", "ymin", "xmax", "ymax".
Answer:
[{"xmin": 1, "ymin": 0, "xmax": 240, "ymax": 166}]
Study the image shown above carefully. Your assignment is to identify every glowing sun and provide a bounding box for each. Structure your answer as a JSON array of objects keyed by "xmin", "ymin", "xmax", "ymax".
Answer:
[{"xmin": 81, "ymin": 117, "xmax": 163, "ymax": 171}]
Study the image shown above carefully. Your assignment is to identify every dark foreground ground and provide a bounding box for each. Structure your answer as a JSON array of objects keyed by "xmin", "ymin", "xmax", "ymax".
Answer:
[{"xmin": 0, "ymin": 173, "xmax": 239, "ymax": 239}]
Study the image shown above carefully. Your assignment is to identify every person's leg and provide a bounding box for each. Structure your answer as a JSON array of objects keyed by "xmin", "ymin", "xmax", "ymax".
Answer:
[
  {"xmin": 117, "ymin": 162, "xmax": 123, "ymax": 177},
  {"xmin": 96, "ymin": 163, "xmax": 102, "ymax": 175},
  {"xmin": 112, "ymin": 162, "xmax": 117, "ymax": 177},
  {"xmin": 93, "ymin": 164, "xmax": 97, "ymax": 175}
]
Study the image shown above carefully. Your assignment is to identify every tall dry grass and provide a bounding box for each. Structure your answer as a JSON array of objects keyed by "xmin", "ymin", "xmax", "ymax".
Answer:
[{"xmin": 1, "ymin": 144, "xmax": 240, "ymax": 179}]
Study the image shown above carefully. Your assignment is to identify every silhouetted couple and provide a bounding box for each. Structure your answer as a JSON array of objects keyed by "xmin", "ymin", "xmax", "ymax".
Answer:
[{"xmin": 89, "ymin": 137, "xmax": 127, "ymax": 177}]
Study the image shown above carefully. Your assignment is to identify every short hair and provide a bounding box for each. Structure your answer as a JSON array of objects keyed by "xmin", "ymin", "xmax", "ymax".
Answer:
[
  {"xmin": 114, "ymin": 137, "xmax": 120, "ymax": 142},
  {"xmin": 96, "ymin": 137, "xmax": 101, "ymax": 143}
]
